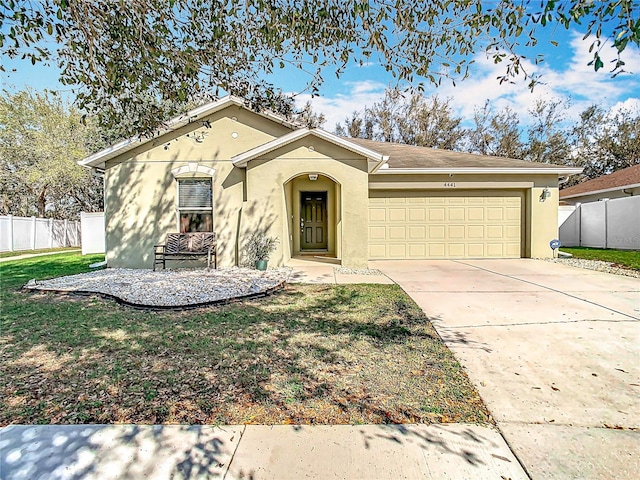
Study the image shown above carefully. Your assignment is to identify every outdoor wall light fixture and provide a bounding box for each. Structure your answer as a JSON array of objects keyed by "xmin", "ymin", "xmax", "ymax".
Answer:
[
  {"xmin": 540, "ymin": 187, "xmax": 551, "ymax": 201},
  {"xmin": 308, "ymin": 174, "xmax": 318, "ymax": 181}
]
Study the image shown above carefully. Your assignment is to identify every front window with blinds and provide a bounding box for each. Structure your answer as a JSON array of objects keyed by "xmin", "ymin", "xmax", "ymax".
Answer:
[{"xmin": 177, "ymin": 178, "xmax": 213, "ymax": 232}]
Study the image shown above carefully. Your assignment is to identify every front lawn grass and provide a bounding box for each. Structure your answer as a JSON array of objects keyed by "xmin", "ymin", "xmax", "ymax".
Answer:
[
  {"xmin": 0, "ymin": 253, "xmax": 490, "ymax": 426},
  {"xmin": 560, "ymin": 247, "xmax": 640, "ymax": 271}
]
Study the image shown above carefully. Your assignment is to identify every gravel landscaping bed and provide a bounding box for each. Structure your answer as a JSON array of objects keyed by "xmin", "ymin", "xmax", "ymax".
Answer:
[
  {"xmin": 24, "ymin": 267, "xmax": 292, "ymax": 307},
  {"xmin": 544, "ymin": 258, "xmax": 640, "ymax": 278}
]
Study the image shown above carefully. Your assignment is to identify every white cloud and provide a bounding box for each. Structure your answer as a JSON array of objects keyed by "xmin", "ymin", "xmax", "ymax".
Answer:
[
  {"xmin": 301, "ymin": 31, "xmax": 639, "ymax": 133},
  {"xmin": 295, "ymin": 80, "xmax": 387, "ymax": 130}
]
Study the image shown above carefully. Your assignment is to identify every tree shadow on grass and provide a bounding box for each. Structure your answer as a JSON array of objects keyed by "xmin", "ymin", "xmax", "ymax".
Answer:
[{"xmin": 1, "ymin": 280, "xmax": 491, "ymax": 428}]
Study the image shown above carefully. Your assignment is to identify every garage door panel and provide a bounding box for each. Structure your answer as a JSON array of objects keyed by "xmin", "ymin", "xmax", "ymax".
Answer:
[
  {"xmin": 388, "ymin": 226, "xmax": 406, "ymax": 240},
  {"xmin": 388, "ymin": 209, "xmax": 406, "ymax": 221},
  {"xmin": 429, "ymin": 244, "xmax": 446, "ymax": 257},
  {"xmin": 486, "ymin": 225, "xmax": 504, "ymax": 238},
  {"xmin": 448, "ymin": 243, "xmax": 465, "ymax": 257},
  {"xmin": 506, "ymin": 206, "xmax": 521, "ymax": 220},
  {"xmin": 370, "ymin": 226, "xmax": 386, "ymax": 240},
  {"xmin": 448, "ymin": 207, "xmax": 465, "ymax": 221},
  {"xmin": 448, "ymin": 225, "xmax": 465, "ymax": 239},
  {"xmin": 369, "ymin": 244, "xmax": 386, "ymax": 258},
  {"xmin": 428, "ymin": 208, "xmax": 445, "ymax": 221},
  {"xmin": 505, "ymin": 225, "xmax": 521, "ymax": 239},
  {"xmin": 369, "ymin": 190, "xmax": 522, "ymax": 259},
  {"xmin": 506, "ymin": 243, "xmax": 521, "ymax": 256},
  {"xmin": 487, "ymin": 243, "xmax": 505, "ymax": 257},
  {"xmin": 408, "ymin": 208, "xmax": 426, "ymax": 221},
  {"xmin": 369, "ymin": 208, "xmax": 386, "ymax": 222},
  {"xmin": 408, "ymin": 226, "xmax": 426, "ymax": 240},
  {"xmin": 428, "ymin": 225, "xmax": 446, "ymax": 239},
  {"xmin": 388, "ymin": 244, "xmax": 406, "ymax": 258},
  {"xmin": 468, "ymin": 225, "xmax": 484, "ymax": 238},
  {"xmin": 467, "ymin": 207, "xmax": 484, "ymax": 221},
  {"xmin": 468, "ymin": 243, "xmax": 485, "ymax": 257}
]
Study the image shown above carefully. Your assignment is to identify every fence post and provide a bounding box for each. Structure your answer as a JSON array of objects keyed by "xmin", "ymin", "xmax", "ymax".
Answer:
[
  {"xmin": 577, "ymin": 203, "xmax": 582, "ymax": 247},
  {"xmin": 8, "ymin": 214, "xmax": 14, "ymax": 251},
  {"xmin": 63, "ymin": 219, "xmax": 68, "ymax": 247},
  {"xmin": 48, "ymin": 218, "xmax": 53, "ymax": 248},
  {"xmin": 31, "ymin": 216, "xmax": 37, "ymax": 250},
  {"xmin": 604, "ymin": 199, "xmax": 609, "ymax": 249}
]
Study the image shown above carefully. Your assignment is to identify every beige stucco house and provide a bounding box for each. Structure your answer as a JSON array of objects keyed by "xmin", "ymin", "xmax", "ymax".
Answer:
[{"xmin": 80, "ymin": 96, "xmax": 581, "ymax": 269}]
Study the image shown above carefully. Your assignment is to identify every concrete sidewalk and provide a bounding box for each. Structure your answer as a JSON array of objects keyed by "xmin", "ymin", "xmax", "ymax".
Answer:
[{"xmin": 0, "ymin": 423, "xmax": 527, "ymax": 479}]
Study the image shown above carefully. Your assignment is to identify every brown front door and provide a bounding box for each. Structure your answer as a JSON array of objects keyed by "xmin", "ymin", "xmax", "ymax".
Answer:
[{"xmin": 301, "ymin": 192, "xmax": 328, "ymax": 250}]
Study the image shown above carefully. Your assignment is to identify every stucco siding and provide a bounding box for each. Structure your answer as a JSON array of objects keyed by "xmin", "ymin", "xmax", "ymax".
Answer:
[
  {"xmin": 104, "ymin": 107, "xmax": 290, "ymax": 269},
  {"xmin": 244, "ymin": 138, "xmax": 370, "ymax": 268}
]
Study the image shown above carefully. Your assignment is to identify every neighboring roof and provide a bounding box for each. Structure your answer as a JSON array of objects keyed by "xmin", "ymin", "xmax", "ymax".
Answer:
[
  {"xmin": 231, "ymin": 128, "xmax": 389, "ymax": 172},
  {"xmin": 345, "ymin": 137, "xmax": 582, "ymax": 174},
  {"xmin": 79, "ymin": 96, "xmax": 299, "ymax": 169},
  {"xmin": 560, "ymin": 164, "xmax": 640, "ymax": 199}
]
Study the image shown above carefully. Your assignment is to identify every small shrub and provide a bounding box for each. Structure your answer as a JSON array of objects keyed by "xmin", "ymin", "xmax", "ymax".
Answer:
[{"xmin": 243, "ymin": 233, "xmax": 278, "ymax": 267}]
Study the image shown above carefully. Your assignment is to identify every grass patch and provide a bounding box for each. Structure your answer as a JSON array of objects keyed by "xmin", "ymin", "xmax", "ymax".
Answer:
[
  {"xmin": 1, "ymin": 252, "xmax": 490, "ymax": 426},
  {"xmin": 560, "ymin": 247, "xmax": 640, "ymax": 271},
  {"xmin": 0, "ymin": 247, "xmax": 80, "ymax": 259}
]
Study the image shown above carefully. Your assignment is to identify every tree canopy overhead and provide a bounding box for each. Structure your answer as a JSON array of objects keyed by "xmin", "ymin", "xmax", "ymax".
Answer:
[{"xmin": 2, "ymin": 0, "xmax": 638, "ymax": 137}]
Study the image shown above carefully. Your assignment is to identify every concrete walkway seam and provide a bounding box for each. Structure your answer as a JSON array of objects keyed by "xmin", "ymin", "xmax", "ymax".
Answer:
[
  {"xmin": 454, "ymin": 260, "xmax": 639, "ymax": 321},
  {"xmin": 222, "ymin": 425, "xmax": 247, "ymax": 480}
]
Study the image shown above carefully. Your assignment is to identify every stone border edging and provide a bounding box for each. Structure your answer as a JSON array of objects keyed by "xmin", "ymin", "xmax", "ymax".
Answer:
[{"xmin": 22, "ymin": 279, "xmax": 288, "ymax": 311}]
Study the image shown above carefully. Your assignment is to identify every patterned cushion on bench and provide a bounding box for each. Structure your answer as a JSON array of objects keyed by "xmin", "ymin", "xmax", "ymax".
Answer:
[{"xmin": 165, "ymin": 233, "xmax": 216, "ymax": 254}]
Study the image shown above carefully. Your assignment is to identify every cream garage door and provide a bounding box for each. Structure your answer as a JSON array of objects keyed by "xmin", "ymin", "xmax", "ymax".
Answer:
[{"xmin": 369, "ymin": 190, "xmax": 523, "ymax": 259}]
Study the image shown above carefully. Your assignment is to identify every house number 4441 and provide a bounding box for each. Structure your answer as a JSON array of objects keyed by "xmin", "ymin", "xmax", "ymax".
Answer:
[{"xmin": 444, "ymin": 182, "xmax": 456, "ymax": 187}]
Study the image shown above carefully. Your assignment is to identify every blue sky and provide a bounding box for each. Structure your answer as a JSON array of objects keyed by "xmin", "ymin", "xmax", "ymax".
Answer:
[{"xmin": 2, "ymin": 22, "xmax": 639, "ymax": 132}]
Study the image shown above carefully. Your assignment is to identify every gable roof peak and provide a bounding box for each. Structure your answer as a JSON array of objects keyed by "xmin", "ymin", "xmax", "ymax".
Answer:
[{"xmin": 79, "ymin": 95, "xmax": 299, "ymax": 169}]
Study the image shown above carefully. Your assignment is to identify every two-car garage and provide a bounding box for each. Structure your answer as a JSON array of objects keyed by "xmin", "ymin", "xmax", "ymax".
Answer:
[{"xmin": 368, "ymin": 190, "xmax": 524, "ymax": 259}]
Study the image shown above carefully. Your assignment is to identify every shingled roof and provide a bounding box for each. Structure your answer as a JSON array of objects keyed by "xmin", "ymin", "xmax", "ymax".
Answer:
[
  {"xmin": 560, "ymin": 164, "xmax": 640, "ymax": 199},
  {"xmin": 344, "ymin": 137, "xmax": 570, "ymax": 170}
]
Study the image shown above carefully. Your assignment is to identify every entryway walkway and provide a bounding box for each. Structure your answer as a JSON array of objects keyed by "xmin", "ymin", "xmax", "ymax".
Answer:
[{"xmin": 287, "ymin": 256, "xmax": 394, "ymax": 284}]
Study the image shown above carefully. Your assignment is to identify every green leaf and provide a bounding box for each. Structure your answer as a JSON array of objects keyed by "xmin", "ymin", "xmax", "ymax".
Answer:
[{"xmin": 594, "ymin": 55, "xmax": 604, "ymax": 71}]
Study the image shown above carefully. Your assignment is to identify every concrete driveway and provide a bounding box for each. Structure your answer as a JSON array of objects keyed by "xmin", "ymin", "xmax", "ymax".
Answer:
[{"xmin": 373, "ymin": 259, "xmax": 640, "ymax": 480}]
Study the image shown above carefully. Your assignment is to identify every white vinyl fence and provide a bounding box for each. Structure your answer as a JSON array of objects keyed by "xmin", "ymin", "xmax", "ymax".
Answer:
[
  {"xmin": 0, "ymin": 215, "xmax": 81, "ymax": 252},
  {"xmin": 559, "ymin": 196, "xmax": 640, "ymax": 249},
  {"xmin": 80, "ymin": 212, "xmax": 105, "ymax": 255}
]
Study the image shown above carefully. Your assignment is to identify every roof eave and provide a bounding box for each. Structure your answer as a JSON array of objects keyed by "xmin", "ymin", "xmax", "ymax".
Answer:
[
  {"xmin": 373, "ymin": 167, "xmax": 584, "ymax": 175},
  {"xmin": 560, "ymin": 182, "xmax": 640, "ymax": 199}
]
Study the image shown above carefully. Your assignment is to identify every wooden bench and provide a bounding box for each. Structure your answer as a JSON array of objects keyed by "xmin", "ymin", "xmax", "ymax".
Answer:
[{"xmin": 153, "ymin": 233, "xmax": 217, "ymax": 271}]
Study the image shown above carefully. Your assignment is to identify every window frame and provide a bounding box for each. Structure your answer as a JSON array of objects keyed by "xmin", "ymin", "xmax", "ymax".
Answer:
[{"xmin": 176, "ymin": 176, "xmax": 214, "ymax": 233}]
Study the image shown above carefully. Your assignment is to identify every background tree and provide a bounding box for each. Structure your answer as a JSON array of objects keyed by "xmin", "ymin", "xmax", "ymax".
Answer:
[
  {"xmin": 293, "ymin": 101, "xmax": 326, "ymax": 129},
  {"xmin": 1, "ymin": 1, "xmax": 637, "ymax": 137},
  {"xmin": 395, "ymin": 94, "xmax": 466, "ymax": 149},
  {"xmin": 0, "ymin": 89, "xmax": 104, "ymax": 219},
  {"xmin": 569, "ymin": 104, "xmax": 640, "ymax": 184},
  {"xmin": 467, "ymin": 101, "xmax": 524, "ymax": 158},
  {"xmin": 523, "ymin": 98, "xmax": 572, "ymax": 165},
  {"xmin": 336, "ymin": 88, "xmax": 465, "ymax": 149}
]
